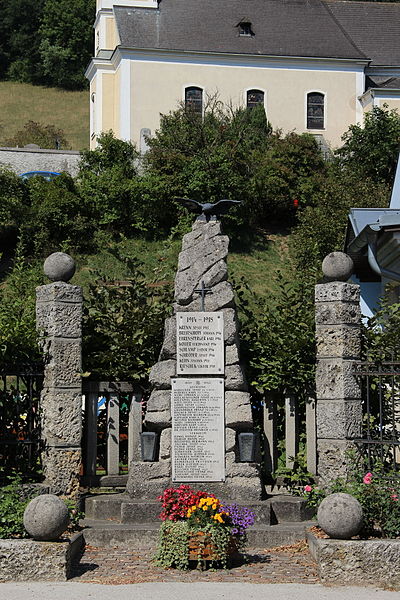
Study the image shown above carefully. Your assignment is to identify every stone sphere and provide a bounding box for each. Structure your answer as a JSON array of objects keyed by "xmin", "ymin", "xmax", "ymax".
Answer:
[
  {"xmin": 322, "ymin": 252, "xmax": 354, "ymax": 282},
  {"xmin": 317, "ymin": 492, "xmax": 363, "ymax": 539},
  {"xmin": 23, "ymin": 494, "xmax": 70, "ymax": 541},
  {"xmin": 44, "ymin": 252, "xmax": 76, "ymax": 282}
]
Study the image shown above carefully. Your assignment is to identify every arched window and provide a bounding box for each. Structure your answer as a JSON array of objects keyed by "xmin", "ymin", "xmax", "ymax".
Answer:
[
  {"xmin": 247, "ymin": 89, "xmax": 264, "ymax": 109},
  {"xmin": 307, "ymin": 92, "xmax": 325, "ymax": 129},
  {"xmin": 185, "ymin": 87, "xmax": 203, "ymax": 114}
]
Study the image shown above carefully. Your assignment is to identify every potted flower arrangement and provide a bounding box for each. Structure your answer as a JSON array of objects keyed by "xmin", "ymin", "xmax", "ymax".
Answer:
[{"xmin": 154, "ymin": 484, "xmax": 255, "ymax": 570}]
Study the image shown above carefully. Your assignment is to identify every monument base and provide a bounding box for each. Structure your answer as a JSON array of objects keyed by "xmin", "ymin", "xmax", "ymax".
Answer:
[{"xmin": 126, "ymin": 454, "xmax": 263, "ymax": 502}]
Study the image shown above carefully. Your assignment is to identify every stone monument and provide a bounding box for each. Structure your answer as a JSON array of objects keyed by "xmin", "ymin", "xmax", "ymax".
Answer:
[{"xmin": 127, "ymin": 217, "xmax": 262, "ymax": 501}]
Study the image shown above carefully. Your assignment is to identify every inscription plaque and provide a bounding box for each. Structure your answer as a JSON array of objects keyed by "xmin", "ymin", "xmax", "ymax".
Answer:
[
  {"xmin": 177, "ymin": 312, "xmax": 224, "ymax": 375},
  {"xmin": 172, "ymin": 378, "xmax": 225, "ymax": 482}
]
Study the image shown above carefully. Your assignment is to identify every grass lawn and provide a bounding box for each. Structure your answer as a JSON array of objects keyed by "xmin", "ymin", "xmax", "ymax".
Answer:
[
  {"xmin": 72, "ymin": 228, "xmax": 291, "ymax": 308},
  {"xmin": 0, "ymin": 81, "xmax": 89, "ymax": 150}
]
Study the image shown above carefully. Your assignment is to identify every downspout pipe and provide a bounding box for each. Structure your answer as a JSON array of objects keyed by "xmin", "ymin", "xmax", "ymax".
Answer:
[{"xmin": 347, "ymin": 224, "xmax": 400, "ymax": 283}]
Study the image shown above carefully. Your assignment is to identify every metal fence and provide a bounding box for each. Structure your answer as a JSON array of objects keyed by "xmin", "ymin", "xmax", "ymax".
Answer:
[
  {"xmin": 0, "ymin": 364, "xmax": 44, "ymax": 481},
  {"xmin": 353, "ymin": 361, "xmax": 400, "ymax": 474}
]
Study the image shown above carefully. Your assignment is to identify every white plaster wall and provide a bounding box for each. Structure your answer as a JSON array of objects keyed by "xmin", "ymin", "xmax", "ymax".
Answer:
[{"xmin": 125, "ymin": 54, "xmax": 363, "ymax": 149}]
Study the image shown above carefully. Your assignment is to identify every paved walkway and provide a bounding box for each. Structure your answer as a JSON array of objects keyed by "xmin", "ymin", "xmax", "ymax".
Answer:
[{"xmin": 71, "ymin": 540, "xmax": 319, "ymax": 585}]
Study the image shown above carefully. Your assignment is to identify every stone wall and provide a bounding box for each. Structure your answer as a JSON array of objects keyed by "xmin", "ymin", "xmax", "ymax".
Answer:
[
  {"xmin": 0, "ymin": 534, "xmax": 83, "ymax": 582},
  {"xmin": 308, "ymin": 533, "xmax": 400, "ymax": 588},
  {"xmin": 0, "ymin": 147, "xmax": 80, "ymax": 177}
]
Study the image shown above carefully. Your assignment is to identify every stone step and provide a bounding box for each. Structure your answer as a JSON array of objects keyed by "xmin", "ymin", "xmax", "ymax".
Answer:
[
  {"xmin": 83, "ymin": 493, "xmax": 313, "ymax": 525},
  {"xmin": 81, "ymin": 518, "xmax": 314, "ymax": 550}
]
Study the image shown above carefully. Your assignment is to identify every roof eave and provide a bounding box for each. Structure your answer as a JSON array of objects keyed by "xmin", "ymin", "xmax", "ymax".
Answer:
[{"xmin": 117, "ymin": 45, "xmax": 370, "ymax": 64}]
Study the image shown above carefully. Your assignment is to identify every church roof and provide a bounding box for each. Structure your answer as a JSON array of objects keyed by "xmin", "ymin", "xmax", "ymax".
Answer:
[
  {"xmin": 114, "ymin": 0, "xmax": 368, "ymax": 61},
  {"xmin": 326, "ymin": 1, "xmax": 400, "ymax": 66}
]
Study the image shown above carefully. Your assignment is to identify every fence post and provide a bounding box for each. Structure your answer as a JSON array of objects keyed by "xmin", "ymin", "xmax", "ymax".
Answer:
[
  {"xmin": 83, "ymin": 380, "xmax": 100, "ymax": 479},
  {"xmin": 263, "ymin": 394, "xmax": 278, "ymax": 475},
  {"xmin": 306, "ymin": 398, "xmax": 317, "ymax": 475},
  {"xmin": 315, "ymin": 252, "xmax": 362, "ymax": 485},
  {"xmin": 107, "ymin": 392, "xmax": 120, "ymax": 475},
  {"xmin": 36, "ymin": 253, "xmax": 82, "ymax": 498},
  {"xmin": 285, "ymin": 394, "xmax": 299, "ymax": 469},
  {"xmin": 129, "ymin": 391, "xmax": 143, "ymax": 464}
]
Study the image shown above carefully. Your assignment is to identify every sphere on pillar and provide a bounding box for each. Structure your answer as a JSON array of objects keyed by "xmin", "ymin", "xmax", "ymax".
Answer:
[
  {"xmin": 44, "ymin": 252, "xmax": 76, "ymax": 282},
  {"xmin": 317, "ymin": 492, "xmax": 363, "ymax": 539},
  {"xmin": 23, "ymin": 494, "xmax": 70, "ymax": 541},
  {"xmin": 322, "ymin": 252, "xmax": 354, "ymax": 282}
]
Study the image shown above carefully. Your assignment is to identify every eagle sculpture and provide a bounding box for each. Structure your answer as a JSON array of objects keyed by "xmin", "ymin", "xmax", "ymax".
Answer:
[{"xmin": 175, "ymin": 198, "xmax": 241, "ymax": 222}]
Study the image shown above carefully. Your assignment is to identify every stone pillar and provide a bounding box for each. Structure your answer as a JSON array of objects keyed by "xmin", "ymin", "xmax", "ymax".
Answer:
[
  {"xmin": 315, "ymin": 252, "xmax": 362, "ymax": 485},
  {"xmin": 126, "ymin": 219, "xmax": 263, "ymax": 501},
  {"xmin": 36, "ymin": 253, "xmax": 82, "ymax": 498}
]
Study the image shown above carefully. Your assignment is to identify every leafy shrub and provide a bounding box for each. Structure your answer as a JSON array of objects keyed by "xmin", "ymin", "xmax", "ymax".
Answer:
[
  {"xmin": 82, "ymin": 247, "xmax": 172, "ymax": 382},
  {"xmin": 22, "ymin": 172, "xmax": 94, "ymax": 255},
  {"xmin": 0, "ymin": 474, "xmax": 31, "ymax": 538},
  {"xmin": 0, "ymin": 248, "xmax": 43, "ymax": 365},
  {"xmin": 336, "ymin": 104, "xmax": 400, "ymax": 186},
  {"xmin": 0, "ymin": 167, "xmax": 28, "ymax": 251},
  {"xmin": 5, "ymin": 120, "xmax": 71, "ymax": 149},
  {"xmin": 238, "ymin": 271, "xmax": 316, "ymax": 398},
  {"xmin": 301, "ymin": 462, "xmax": 400, "ymax": 538},
  {"xmin": 290, "ymin": 166, "xmax": 390, "ymax": 277}
]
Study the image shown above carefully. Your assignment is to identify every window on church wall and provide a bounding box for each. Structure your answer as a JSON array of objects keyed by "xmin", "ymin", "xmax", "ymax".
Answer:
[
  {"xmin": 185, "ymin": 87, "xmax": 203, "ymax": 115},
  {"xmin": 247, "ymin": 89, "xmax": 264, "ymax": 110},
  {"xmin": 307, "ymin": 92, "xmax": 325, "ymax": 129}
]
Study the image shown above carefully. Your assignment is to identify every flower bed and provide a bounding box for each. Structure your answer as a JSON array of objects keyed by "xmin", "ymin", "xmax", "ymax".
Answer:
[{"xmin": 154, "ymin": 485, "xmax": 255, "ymax": 570}]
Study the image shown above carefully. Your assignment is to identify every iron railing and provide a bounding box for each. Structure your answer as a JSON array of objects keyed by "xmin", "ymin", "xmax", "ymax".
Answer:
[
  {"xmin": 0, "ymin": 363, "xmax": 44, "ymax": 481},
  {"xmin": 353, "ymin": 361, "xmax": 400, "ymax": 474}
]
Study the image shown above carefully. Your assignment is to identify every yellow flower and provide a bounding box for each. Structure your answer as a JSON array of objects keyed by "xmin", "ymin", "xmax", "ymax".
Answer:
[
  {"xmin": 212, "ymin": 504, "xmax": 217, "ymax": 510},
  {"xmin": 202, "ymin": 506, "xmax": 208, "ymax": 511}
]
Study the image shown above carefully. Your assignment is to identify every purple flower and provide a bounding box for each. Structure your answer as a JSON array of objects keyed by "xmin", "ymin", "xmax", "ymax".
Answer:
[{"xmin": 221, "ymin": 504, "xmax": 256, "ymax": 536}]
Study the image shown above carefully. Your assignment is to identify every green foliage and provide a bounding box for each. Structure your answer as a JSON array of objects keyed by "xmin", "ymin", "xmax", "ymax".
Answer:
[
  {"xmin": 78, "ymin": 132, "xmax": 180, "ymax": 237},
  {"xmin": 154, "ymin": 520, "xmax": 238, "ymax": 570},
  {"xmin": 0, "ymin": 474, "xmax": 31, "ymax": 539},
  {"xmin": 299, "ymin": 459, "xmax": 400, "ymax": 538},
  {"xmin": 249, "ymin": 132, "xmax": 326, "ymax": 221},
  {"xmin": 22, "ymin": 173, "xmax": 93, "ymax": 255},
  {"xmin": 290, "ymin": 166, "xmax": 390, "ymax": 277},
  {"xmin": 238, "ymin": 271, "xmax": 316, "ymax": 397},
  {"xmin": 0, "ymin": 248, "xmax": 43, "ymax": 365},
  {"xmin": 0, "ymin": 0, "xmax": 45, "ymax": 84},
  {"xmin": 5, "ymin": 120, "xmax": 71, "ymax": 149},
  {"xmin": 336, "ymin": 105, "xmax": 400, "ymax": 186},
  {"xmin": 273, "ymin": 436, "xmax": 317, "ymax": 491},
  {"xmin": 0, "ymin": 167, "xmax": 28, "ymax": 250},
  {"xmin": 82, "ymin": 247, "xmax": 172, "ymax": 382},
  {"xmin": 363, "ymin": 288, "xmax": 400, "ymax": 361},
  {"xmin": 330, "ymin": 469, "xmax": 400, "ymax": 538},
  {"xmin": 145, "ymin": 98, "xmax": 323, "ymax": 229},
  {"xmin": 38, "ymin": 0, "xmax": 95, "ymax": 90}
]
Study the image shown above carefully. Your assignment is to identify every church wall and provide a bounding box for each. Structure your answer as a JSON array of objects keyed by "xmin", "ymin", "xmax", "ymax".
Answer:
[
  {"xmin": 127, "ymin": 54, "xmax": 363, "ymax": 149},
  {"xmin": 114, "ymin": 67, "xmax": 121, "ymax": 139},
  {"xmin": 102, "ymin": 73, "xmax": 116, "ymax": 134},
  {"xmin": 106, "ymin": 16, "xmax": 119, "ymax": 50}
]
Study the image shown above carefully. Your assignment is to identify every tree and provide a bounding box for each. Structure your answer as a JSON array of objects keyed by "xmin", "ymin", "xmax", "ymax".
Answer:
[
  {"xmin": 0, "ymin": 0, "xmax": 45, "ymax": 83},
  {"xmin": 5, "ymin": 121, "xmax": 70, "ymax": 149},
  {"xmin": 39, "ymin": 0, "xmax": 95, "ymax": 90},
  {"xmin": 0, "ymin": 167, "xmax": 28, "ymax": 252},
  {"xmin": 336, "ymin": 105, "xmax": 400, "ymax": 186}
]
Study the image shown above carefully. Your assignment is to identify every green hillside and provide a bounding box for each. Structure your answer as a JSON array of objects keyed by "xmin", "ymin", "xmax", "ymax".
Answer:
[{"xmin": 0, "ymin": 82, "xmax": 89, "ymax": 150}]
